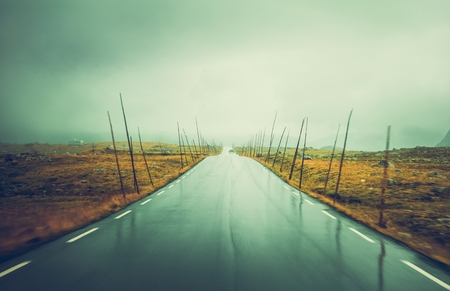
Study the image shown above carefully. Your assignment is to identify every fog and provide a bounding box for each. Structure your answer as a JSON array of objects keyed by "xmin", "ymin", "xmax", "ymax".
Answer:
[{"xmin": 1, "ymin": 1, "xmax": 449, "ymax": 150}]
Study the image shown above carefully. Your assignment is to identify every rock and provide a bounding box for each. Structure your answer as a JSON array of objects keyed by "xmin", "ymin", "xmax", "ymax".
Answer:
[
  {"xmin": 378, "ymin": 160, "xmax": 395, "ymax": 168},
  {"xmin": 398, "ymin": 232, "xmax": 412, "ymax": 240},
  {"xmin": 387, "ymin": 179, "xmax": 396, "ymax": 186},
  {"xmin": 395, "ymin": 169, "xmax": 403, "ymax": 173},
  {"xmin": 428, "ymin": 171, "xmax": 443, "ymax": 178},
  {"xmin": 81, "ymin": 180, "xmax": 88, "ymax": 183},
  {"xmin": 94, "ymin": 168, "xmax": 107, "ymax": 172}
]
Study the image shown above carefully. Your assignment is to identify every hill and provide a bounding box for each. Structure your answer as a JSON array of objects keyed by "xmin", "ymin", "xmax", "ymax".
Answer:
[{"xmin": 436, "ymin": 130, "xmax": 450, "ymax": 147}]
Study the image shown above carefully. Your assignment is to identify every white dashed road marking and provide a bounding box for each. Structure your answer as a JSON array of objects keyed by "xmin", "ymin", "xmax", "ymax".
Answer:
[
  {"xmin": 305, "ymin": 199, "xmax": 314, "ymax": 205},
  {"xmin": 349, "ymin": 228, "xmax": 375, "ymax": 243},
  {"xmin": 115, "ymin": 210, "xmax": 132, "ymax": 219},
  {"xmin": 67, "ymin": 228, "xmax": 99, "ymax": 243},
  {"xmin": 402, "ymin": 260, "xmax": 450, "ymax": 290},
  {"xmin": 0, "ymin": 261, "xmax": 32, "ymax": 278},
  {"xmin": 140, "ymin": 198, "xmax": 152, "ymax": 205},
  {"xmin": 322, "ymin": 210, "xmax": 337, "ymax": 220}
]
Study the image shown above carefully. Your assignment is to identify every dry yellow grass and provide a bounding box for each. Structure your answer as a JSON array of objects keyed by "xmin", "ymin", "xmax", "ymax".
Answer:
[
  {"xmin": 245, "ymin": 146, "xmax": 450, "ymax": 266},
  {"xmin": 0, "ymin": 142, "xmax": 219, "ymax": 262}
]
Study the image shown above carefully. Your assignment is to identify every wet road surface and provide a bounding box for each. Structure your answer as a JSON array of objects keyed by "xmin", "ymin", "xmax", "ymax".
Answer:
[{"xmin": 1, "ymin": 149, "xmax": 450, "ymax": 290}]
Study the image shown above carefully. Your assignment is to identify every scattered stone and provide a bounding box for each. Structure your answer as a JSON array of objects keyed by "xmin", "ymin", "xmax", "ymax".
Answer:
[
  {"xmin": 360, "ymin": 179, "xmax": 366, "ymax": 183},
  {"xmin": 398, "ymin": 232, "xmax": 412, "ymax": 240},
  {"xmin": 378, "ymin": 160, "xmax": 395, "ymax": 168},
  {"xmin": 387, "ymin": 178, "xmax": 396, "ymax": 186},
  {"xmin": 428, "ymin": 171, "xmax": 443, "ymax": 178},
  {"xmin": 81, "ymin": 180, "xmax": 88, "ymax": 183},
  {"xmin": 94, "ymin": 168, "xmax": 107, "ymax": 172},
  {"xmin": 395, "ymin": 169, "xmax": 403, "ymax": 173}
]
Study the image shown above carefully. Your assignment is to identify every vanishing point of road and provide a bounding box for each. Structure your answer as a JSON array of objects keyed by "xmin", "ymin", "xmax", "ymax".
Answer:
[{"xmin": 1, "ymin": 148, "xmax": 449, "ymax": 290}]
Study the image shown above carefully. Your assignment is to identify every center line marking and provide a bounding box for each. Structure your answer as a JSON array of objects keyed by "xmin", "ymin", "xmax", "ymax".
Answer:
[
  {"xmin": 140, "ymin": 198, "xmax": 152, "ymax": 205},
  {"xmin": 305, "ymin": 199, "xmax": 314, "ymax": 205},
  {"xmin": 168, "ymin": 185, "xmax": 174, "ymax": 189},
  {"xmin": 402, "ymin": 260, "xmax": 450, "ymax": 290},
  {"xmin": 349, "ymin": 228, "xmax": 375, "ymax": 243},
  {"xmin": 115, "ymin": 210, "xmax": 132, "ymax": 219},
  {"xmin": 67, "ymin": 228, "xmax": 99, "ymax": 243},
  {"xmin": 0, "ymin": 261, "xmax": 32, "ymax": 278},
  {"xmin": 182, "ymin": 176, "xmax": 186, "ymax": 179},
  {"xmin": 283, "ymin": 185, "xmax": 289, "ymax": 190},
  {"xmin": 157, "ymin": 190, "xmax": 165, "ymax": 195},
  {"xmin": 176, "ymin": 180, "xmax": 180, "ymax": 183},
  {"xmin": 292, "ymin": 191, "xmax": 300, "ymax": 196},
  {"xmin": 322, "ymin": 210, "xmax": 337, "ymax": 219}
]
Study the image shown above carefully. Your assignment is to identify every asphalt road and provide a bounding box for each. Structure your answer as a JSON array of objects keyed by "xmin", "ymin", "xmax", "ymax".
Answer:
[{"xmin": 1, "ymin": 148, "xmax": 450, "ymax": 290}]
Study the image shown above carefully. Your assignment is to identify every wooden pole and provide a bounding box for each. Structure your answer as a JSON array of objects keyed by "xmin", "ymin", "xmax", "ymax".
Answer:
[
  {"xmin": 272, "ymin": 126, "xmax": 286, "ymax": 168},
  {"xmin": 323, "ymin": 124, "xmax": 340, "ymax": 196},
  {"xmin": 265, "ymin": 111, "xmax": 278, "ymax": 163},
  {"xmin": 260, "ymin": 127, "xmax": 266, "ymax": 157},
  {"xmin": 129, "ymin": 136, "xmax": 140, "ymax": 194},
  {"xmin": 299, "ymin": 118, "xmax": 308, "ymax": 190},
  {"xmin": 379, "ymin": 125, "xmax": 391, "ymax": 227},
  {"xmin": 120, "ymin": 93, "xmax": 139, "ymax": 194},
  {"xmin": 196, "ymin": 118, "xmax": 202, "ymax": 155},
  {"xmin": 107, "ymin": 111, "xmax": 125, "ymax": 199},
  {"xmin": 280, "ymin": 130, "xmax": 290, "ymax": 172},
  {"xmin": 334, "ymin": 109, "xmax": 353, "ymax": 204},
  {"xmin": 138, "ymin": 127, "xmax": 154, "ymax": 187},
  {"xmin": 183, "ymin": 129, "xmax": 195, "ymax": 162},
  {"xmin": 289, "ymin": 118, "xmax": 305, "ymax": 180},
  {"xmin": 177, "ymin": 122, "xmax": 183, "ymax": 168}
]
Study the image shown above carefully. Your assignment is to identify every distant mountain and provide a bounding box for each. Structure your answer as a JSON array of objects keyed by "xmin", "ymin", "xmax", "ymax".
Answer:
[
  {"xmin": 436, "ymin": 130, "xmax": 450, "ymax": 147},
  {"xmin": 320, "ymin": 145, "xmax": 343, "ymax": 151}
]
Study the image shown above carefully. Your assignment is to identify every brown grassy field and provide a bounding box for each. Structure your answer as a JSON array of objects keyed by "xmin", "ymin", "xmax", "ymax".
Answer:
[
  {"xmin": 241, "ymin": 146, "xmax": 450, "ymax": 266},
  {"xmin": 0, "ymin": 142, "xmax": 217, "ymax": 262}
]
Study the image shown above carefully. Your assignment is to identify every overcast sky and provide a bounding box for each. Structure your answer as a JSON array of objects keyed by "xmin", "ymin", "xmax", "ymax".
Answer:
[{"xmin": 1, "ymin": 0, "xmax": 449, "ymax": 150}]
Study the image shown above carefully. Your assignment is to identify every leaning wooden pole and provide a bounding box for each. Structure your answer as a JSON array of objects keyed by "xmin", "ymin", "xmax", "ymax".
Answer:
[
  {"xmin": 107, "ymin": 111, "xmax": 125, "ymax": 199},
  {"xmin": 299, "ymin": 118, "xmax": 308, "ymax": 190},
  {"xmin": 379, "ymin": 125, "xmax": 391, "ymax": 227},
  {"xmin": 195, "ymin": 117, "xmax": 202, "ymax": 155},
  {"xmin": 260, "ymin": 127, "xmax": 266, "ymax": 157},
  {"xmin": 183, "ymin": 129, "xmax": 195, "ymax": 162},
  {"xmin": 289, "ymin": 118, "xmax": 305, "ymax": 180},
  {"xmin": 177, "ymin": 122, "xmax": 183, "ymax": 168},
  {"xmin": 265, "ymin": 111, "xmax": 278, "ymax": 163},
  {"xmin": 138, "ymin": 127, "xmax": 154, "ymax": 187},
  {"xmin": 120, "ymin": 93, "xmax": 139, "ymax": 194},
  {"xmin": 129, "ymin": 136, "xmax": 140, "ymax": 194},
  {"xmin": 323, "ymin": 124, "xmax": 340, "ymax": 196},
  {"xmin": 280, "ymin": 130, "xmax": 290, "ymax": 172},
  {"xmin": 334, "ymin": 109, "xmax": 353, "ymax": 204},
  {"xmin": 192, "ymin": 139, "xmax": 199, "ymax": 159},
  {"xmin": 272, "ymin": 126, "xmax": 286, "ymax": 168}
]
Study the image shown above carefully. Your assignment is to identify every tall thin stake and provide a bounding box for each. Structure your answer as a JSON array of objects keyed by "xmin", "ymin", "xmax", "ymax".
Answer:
[
  {"xmin": 334, "ymin": 109, "xmax": 353, "ymax": 204},
  {"xmin": 272, "ymin": 126, "xmax": 286, "ymax": 168},
  {"xmin": 265, "ymin": 111, "xmax": 278, "ymax": 163},
  {"xmin": 299, "ymin": 118, "xmax": 308, "ymax": 190},
  {"xmin": 323, "ymin": 124, "xmax": 341, "ymax": 196},
  {"xmin": 120, "ymin": 93, "xmax": 139, "ymax": 194},
  {"xmin": 138, "ymin": 127, "xmax": 154, "ymax": 187},
  {"xmin": 107, "ymin": 111, "xmax": 125, "ymax": 199},
  {"xmin": 158, "ymin": 142, "xmax": 164, "ymax": 155},
  {"xmin": 183, "ymin": 129, "xmax": 195, "ymax": 162},
  {"xmin": 289, "ymin": 118, "xmax": 305, "ymax": 180},
  {"xmin": 280, "ymin": 130, "xmax": 290, "ymax": 172},
  {"xmin": 195, "ymin": 118, "xmax": 202, "ymax": 155},
  {"xmin": 260, "ymin": 127, "xmax": 266, "ymax": 157},
  {"xmin": 129, "ymin": 136, "xmax": 140, "ymax": 194},
  {"xmin": 379, "ymin": 125, "xmax": 391, "ymax": 227},
  {"xmin": 177, "ymin": 122, "xmax": 183, "ymax": 168}
]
